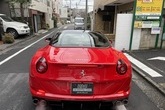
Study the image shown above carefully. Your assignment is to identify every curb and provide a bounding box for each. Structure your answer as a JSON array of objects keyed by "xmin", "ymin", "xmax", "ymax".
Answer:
[
  {"xmin": 0, "ymin": 34, "xmax": 36, "ymax": 51},
  {"xmin": 132, "ymin": 63, "xmax": 165, "ymax": 96}
]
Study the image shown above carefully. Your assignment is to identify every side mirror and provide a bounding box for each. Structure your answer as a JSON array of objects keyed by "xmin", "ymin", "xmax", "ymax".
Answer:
[{"xmin": 45, "ymin": 38, "xmax": 51, "ymax": 43}]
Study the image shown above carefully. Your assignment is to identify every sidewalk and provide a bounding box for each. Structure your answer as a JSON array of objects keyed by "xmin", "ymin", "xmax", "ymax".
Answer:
[
  {"xmin": 0, "ymin": 35, "xmax": 34, "ymax": 51},
  {"xmin": 125, "ymin": 49, "xmax": 165, "ymax": 95},
  {"xmin": 0, "ymin": 28, "xmax": 55, "ymax": 51}
]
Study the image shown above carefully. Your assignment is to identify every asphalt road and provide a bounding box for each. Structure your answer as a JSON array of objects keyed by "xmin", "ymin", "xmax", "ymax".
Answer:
[
  {"xmin": 0, "ymin": 24, "xmax": 164, "ymax": 110},
  {"xmin": 129, "ymin": 50, "xmax": 165, "ymax": 75}
]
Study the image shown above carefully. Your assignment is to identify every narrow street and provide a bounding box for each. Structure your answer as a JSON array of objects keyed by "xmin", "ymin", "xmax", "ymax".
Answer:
[{"xmin": 0, "ymin": 24, "xmax": 164, "ymax": 110}]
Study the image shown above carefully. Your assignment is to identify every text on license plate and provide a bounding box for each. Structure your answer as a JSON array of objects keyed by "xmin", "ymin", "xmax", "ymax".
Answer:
[{"xmin": 71, "ymin": 83, "xmax": 93, "ymax": 94}]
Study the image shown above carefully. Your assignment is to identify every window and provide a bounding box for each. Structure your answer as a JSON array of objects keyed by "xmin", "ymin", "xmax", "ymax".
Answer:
[
  {"xmin": 59, "ymin": 33, "xmax": 91, "ymax": 47},
  {"xmin": 47, "ymin": 0, "xmax": 50, "ymax": 6},
  {"xmin": 89, "ymin": 32, "xmax": 110, "ymax": 47},
  {"xmin": 75, "ymin": 19, "xmax": 84, "ymax": 23},
  {"xmin": 0, "ymin": 15, "xmax": 13, "ymax": 22}
]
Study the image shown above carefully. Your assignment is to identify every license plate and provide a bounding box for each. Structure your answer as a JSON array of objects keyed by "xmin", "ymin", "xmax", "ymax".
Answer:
[{"xmin": 71, "ymin": 83, "xmax": 93, "ymax": 94}]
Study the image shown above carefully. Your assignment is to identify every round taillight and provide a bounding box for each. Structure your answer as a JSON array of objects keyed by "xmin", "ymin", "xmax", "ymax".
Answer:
[
  {"xmin": 116, "ymin": 59, "xmax": 127, "ymax": 75},
  {"xmin": 36, "ymin": 57, "xmax": 48, "ymax": 73}
]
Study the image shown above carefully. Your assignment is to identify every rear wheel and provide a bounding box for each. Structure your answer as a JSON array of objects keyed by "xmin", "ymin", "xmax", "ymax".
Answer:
[{"xmin": 7, "ymin": 29, "xmax": 18, "ymax": 39}]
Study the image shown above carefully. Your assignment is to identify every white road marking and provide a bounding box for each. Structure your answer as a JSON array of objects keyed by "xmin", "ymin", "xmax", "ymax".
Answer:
[
  {"xmin": 42, "ymin": 30, "xmax": 48, "ymax": 34},
  {"xmin": 148, "ymin": 56, "xmax": 165, "ymax": 61},
  {"xmin": 0, "ymin": 31, "xmax": 54, "ymax": 66},
  {"xmin": 63, "ymin": 26, "xmax": 68, "ymax": 29},
  {"xmin": 58, "ymin": 27, "xmax": 62, "ymax": 29},
  {"xmin": 124, "ymin": 53, "xmax": 163, "ymax": 77},
  {"xmin": 35, "ymin": 100, "xmax": 47, "ymax": 110},
  {"xmin": 115, "ymin": 104, "xmax": 127, "ymax": 110}
]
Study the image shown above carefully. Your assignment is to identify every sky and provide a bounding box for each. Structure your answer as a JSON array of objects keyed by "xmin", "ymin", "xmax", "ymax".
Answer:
[{"xmin": 63, "ymin": 0, "xmax": 94, "ymax": 12}]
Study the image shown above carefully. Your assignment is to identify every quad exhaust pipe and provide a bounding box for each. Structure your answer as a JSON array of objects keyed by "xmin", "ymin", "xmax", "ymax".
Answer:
[
  {"xmin": 33, "ymin": 99, "xmax": 39, "ymax": 105},
  {"xmin": 113, "ymin": 99, "xmax": 128, "ymax": 106},
  {"xmin": 113, "ymin": 99, "xmax": 128, "ymax": 110},
  {"xmin": 122, "ymin": 99, "xmax": 128, "ymax": 105},
  {"xmin": 33, "ymin": 99, "xmax": 47, "ymax": 110},
  {"xmin": 33, "ymin": 98, "xmax": 128, "ymax": 110}
]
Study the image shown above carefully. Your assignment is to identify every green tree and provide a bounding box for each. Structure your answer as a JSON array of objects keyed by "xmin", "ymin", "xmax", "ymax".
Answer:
[{"xmin": 8, "ymin": 0, "xmax": 31, "ymax": 22}]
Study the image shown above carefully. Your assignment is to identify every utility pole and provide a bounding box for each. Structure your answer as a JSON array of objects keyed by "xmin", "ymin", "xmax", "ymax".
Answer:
[
  {"xmin": 76, "ymin": 2, "xmax": 78, "ymax": 9},
  {"xmin": 70, "ymin": 0, "xmax": 71, "ymax": 21},
  {"xmin": 85, "ymin": 0, "xmax": 88, "ymax": 30}
]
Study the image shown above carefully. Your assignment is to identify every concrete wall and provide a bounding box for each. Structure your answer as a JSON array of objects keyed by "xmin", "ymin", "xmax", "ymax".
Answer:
[
  {"xmin": 94, "ymin": 0, "xmax": 116, "ymax": 11},
  {"xmin": 52, "ymin": 0, "xmax": 63, "ymax": 15},
  {"xmin": 29, "ymin": 1, "xmax": 48, "ymax": 13},
  {"xmin": 0, "ymin": 1, "xmax": 10, "ymax": 16},
  {"xmin": 46, "ymin": 6, "xmax": 54, "ymax": 29},
  {"xmin": 59, "ymin": 7, "xmax": 68, "ymax": 18},
  {"xmin": 93, "ymin": 12, "xmax": 104, "ymax": 32},
  {"xmin": 139, "ymin": 29, "xmax": 157, "ymax": 49},
  {"xmin": 29, "ymin": 0, "xmax": 54, "ymax": 29},
  {"xmin": 117, "ymin": 2, "xmax": 133, "ymax": 13}
]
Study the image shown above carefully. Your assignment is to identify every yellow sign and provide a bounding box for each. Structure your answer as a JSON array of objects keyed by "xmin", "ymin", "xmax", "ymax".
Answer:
[
  {"xmin": 136, "ymin": 0, "xmax": 163, "ymax": 15},
  {"xmin": 134, "ymin": 21, "xmax": 143, "ymax": 28}
]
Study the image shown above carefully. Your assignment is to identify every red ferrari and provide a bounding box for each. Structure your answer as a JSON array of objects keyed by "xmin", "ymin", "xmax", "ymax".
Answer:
[{"xmin": 29, "ymin": 30, "xmax": 132, "ymax": 104}]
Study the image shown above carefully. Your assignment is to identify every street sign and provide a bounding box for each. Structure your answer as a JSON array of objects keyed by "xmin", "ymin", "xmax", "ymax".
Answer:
[
  {"xmin": 135, "ymin": 0, "xmax": 163, "ymax": 16},
  {"xmin": 151, "ymin": 27, "xmax": 161, "ymax": 34},
  {"xmin": 134, "ymin": 21, "xmax": 159, "ymax": 28}
]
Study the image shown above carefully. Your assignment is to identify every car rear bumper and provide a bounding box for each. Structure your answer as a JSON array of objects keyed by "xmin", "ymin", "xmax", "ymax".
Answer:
[
  {"xmin": 29, "ymin": 75, "xmax": 131, "ymax": 101},
  {"xmin": 74, "ymin": 25, "xmax": 85, "ymax": 30},
  {"xmin": 30, "ymin": 87, "xmax": 130, "ymax": 101}
]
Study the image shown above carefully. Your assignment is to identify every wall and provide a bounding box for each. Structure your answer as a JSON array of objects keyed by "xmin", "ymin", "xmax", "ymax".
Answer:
[
  {"xmin": 139, "ymin": 29, "xmax": 157, "ymax": 49},
  {"xmin": 117, "ymin": 2, "xmax": 133, "ymax": 13},
  {"xmin": 46, "ymin": 6, "xmax": 54, "ymax": 29},
  {"xmin": 94, "ymin": 0, "xmax": 116, "ymax": 11},
  {"xmin": 52, "ymin": 0, "xmax": 62, "ymax": 15},
  {"xmin": 94, "ymin": 12, "xmax": 104, "ymax": 33},
  {"xmin": 29, "ymin": 0, "xmax": 54, "ymax": 29},
  {"xmin": 0, "ymin": 1, "xmax": 10, "ymax": 16},
  {"xmin": 115, "ymin": 14, "xmax": 133, "ymax": 51},
  {"xmin": 10, "ymin": 3, "xmax": 29, "ymax": 17},
  {"xmin": 59, "ymin": 7, "xmax": 68, "ymax": 18},
  {"xmin": 29, "ymin": 1, "xmax": 48, "ymax": 13}
]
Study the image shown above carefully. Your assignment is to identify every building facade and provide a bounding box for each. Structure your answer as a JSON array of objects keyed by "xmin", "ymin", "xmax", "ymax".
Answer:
[
  {"xmin": 52, "ymin": 0, "xmax": 63, "ymax": 24},
  {"xmin": 93, "ymin": 0, "xmax": 133, "ymax": 36},
  {"xmin": 0, "ymin": 0, "xmax": 10, "ymax": 16},
  {"xmin": 93, "ymin": 0, "xmax": 165, "ymax": 49},
  {"xmin": 59, "ymin": 7, "xmax": 68, "ymax": 24},
  {"xmin": 8, "ymin": 0, "xmax": 55, "ymax": 33},
  {"xmin": 28, "ymin": 0, "xmax": 54, "ymax": 33}
]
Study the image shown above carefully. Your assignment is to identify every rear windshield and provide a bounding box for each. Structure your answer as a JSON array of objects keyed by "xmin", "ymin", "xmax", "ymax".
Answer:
[
  {"xmin": 75, "ymin": 19, "xmax": 84, "ymax": 23},
  {"xmin": 50, "ymin": 31, "xmax": 110, "ymax": 48}
]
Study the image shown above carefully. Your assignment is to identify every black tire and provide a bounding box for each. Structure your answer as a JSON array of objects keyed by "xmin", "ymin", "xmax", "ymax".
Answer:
[{"xmin": 7, "ymin": 29, "xmax": 18, "ymax": 39}]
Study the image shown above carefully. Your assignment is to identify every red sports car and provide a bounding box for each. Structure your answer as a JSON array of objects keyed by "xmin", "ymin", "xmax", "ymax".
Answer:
[{"xmin": 29, "ymin": 30, "xmax": 132, "ymax": 104}]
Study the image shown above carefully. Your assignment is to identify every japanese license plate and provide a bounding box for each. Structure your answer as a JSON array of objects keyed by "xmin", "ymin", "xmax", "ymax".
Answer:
[{"xmin": 71, "ymin": 83, "xmax": 93, "ymax": 94}]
